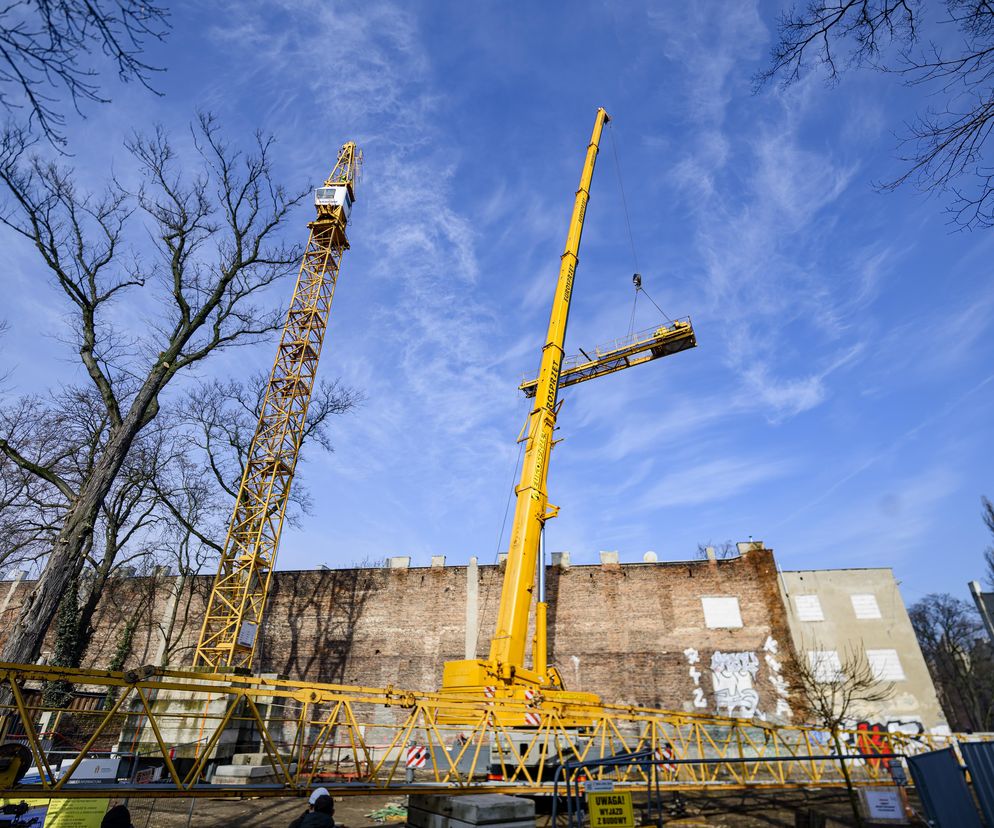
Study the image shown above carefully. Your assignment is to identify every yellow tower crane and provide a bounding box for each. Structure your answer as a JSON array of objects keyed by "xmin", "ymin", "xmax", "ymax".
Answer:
[
  {"xmin": 440, "ymin": 108, "xmax": 696, "ymax": 722},
  {"xmin": 194, "ymin": 142, "xmax": 362, "ymax": 672}
]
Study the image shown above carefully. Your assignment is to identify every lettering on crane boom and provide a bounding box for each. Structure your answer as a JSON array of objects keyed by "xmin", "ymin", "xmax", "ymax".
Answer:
[
  {"xmin": 587, "ymin": 791, "xmax": 634, "ymax": 828},
  {"xmin": 529, "ymin": 432, "xmax": 549, "ymax": 502},
  {"xmin": 562, "ymin": 260, "xmax": 575, "ymax": 305}
]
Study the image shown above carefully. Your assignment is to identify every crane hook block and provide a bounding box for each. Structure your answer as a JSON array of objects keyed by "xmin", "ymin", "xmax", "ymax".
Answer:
[{"xmin": 632, "ymin": 273, "xmax": 642, "ymax": 289}]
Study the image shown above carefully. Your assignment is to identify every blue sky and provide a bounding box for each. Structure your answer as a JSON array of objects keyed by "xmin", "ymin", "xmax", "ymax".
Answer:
[{"xmin": 2, "ymin": 1, "xmax": 993, "ymax": 605}]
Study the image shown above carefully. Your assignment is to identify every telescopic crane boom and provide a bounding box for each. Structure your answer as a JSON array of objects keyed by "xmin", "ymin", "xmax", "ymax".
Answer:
[
  {"xmin": 194, "ymin": 143, "xmax": 361, "ymax": 672},
  {"xmin": 440, "ymin": 109, "xmax": 696, "ymax": 722}
]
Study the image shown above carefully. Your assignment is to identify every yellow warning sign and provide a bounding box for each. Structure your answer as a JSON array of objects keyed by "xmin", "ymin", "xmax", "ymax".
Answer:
[
  {"xmin": 5, "ymin": 798, "xmax": 109, "ymax": 828},
  {"xmin": 587, "ymin": 791, "xmax": 635, "ymax": 828},
  {"xmin": 44, "ymin": 798, "xmax": 108, "ymax": 827}
]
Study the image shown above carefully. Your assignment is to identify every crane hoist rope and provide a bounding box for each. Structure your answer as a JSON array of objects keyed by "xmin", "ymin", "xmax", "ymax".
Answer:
[
  {"xmin": 439, "ymin": 108, "xmax": 697, "ymax": 726},
  {"xmin": 608, "ymin": 123, "xmax": 640, "ymax": 277},
  {"xmin": 193, "ymin": 142, "xmax": 362, "ymax": 672}
]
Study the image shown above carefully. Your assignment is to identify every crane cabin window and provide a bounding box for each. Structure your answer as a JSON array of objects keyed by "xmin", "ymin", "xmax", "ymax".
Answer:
[
  {"xmin": 701, "ymin": 596, "xmax": 743, "ymax": 629},
  {"xmin": 314, "ymin": 185, "xmax": 352, "ymax": 218}
]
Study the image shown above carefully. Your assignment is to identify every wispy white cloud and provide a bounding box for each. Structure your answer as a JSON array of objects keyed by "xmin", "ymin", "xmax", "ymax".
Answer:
[
  {"xmin": 648, "ymin": 3, "xmax": 766, "ymax": 129},
  {"xmin": 207, "ymin": 0, "xmax": 521, "ymax": 500},
  {"xmin": 646, "ymin": 3, "xmax": 891, "ymax": 423},
  {"xmin": 638, "ymin": 455, "xmax": 793, "ymax": 509}
]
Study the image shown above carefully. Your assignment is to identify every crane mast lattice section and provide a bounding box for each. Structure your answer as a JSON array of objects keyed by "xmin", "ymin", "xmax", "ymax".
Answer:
[{"xmin": 194, "ymin": 143, "xmax": 360, "ymax": 672}]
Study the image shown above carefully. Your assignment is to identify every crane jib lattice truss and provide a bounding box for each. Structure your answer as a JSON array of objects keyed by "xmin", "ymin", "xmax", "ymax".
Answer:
[
  {"xmin": 194, "ymin": 143, "xmax": 362, "ymax": 672},
  {"xmin": 0, "ymin": 662, "xmax": 972, "ymax": 798}
]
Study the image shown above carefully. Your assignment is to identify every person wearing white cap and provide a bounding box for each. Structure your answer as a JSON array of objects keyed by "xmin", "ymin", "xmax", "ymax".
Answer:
[{"xmin": 288, "ymin": 787, "xmax": 334, "ymax": 828}]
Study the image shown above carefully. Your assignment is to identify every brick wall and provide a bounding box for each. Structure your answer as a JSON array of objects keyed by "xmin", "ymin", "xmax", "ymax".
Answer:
[{"xmin": 0, "ymin": 546, "xmax": 801, "ymax": 722}]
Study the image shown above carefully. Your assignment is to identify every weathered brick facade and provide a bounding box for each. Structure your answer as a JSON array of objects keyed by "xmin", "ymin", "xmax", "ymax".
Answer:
[{"xmin": 0, "ymin": 546, "xmax": 801, "ymax": 722}]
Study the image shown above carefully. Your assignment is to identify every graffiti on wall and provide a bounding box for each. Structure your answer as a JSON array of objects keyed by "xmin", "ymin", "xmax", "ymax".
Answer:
[
  {"xmin": 683, "ymin": 647, "xmax": 708, "ymax": 709},
  {"xmin": 683, "ymin": 638, "xmax": 792, "ymax": 721},
  {"xmin": 763, "ymin": 636, "xmax": 793, "ymax": 719},
  {"xmin": 710, "ymin": 651, "xmax": 760, "ymax": 717}
]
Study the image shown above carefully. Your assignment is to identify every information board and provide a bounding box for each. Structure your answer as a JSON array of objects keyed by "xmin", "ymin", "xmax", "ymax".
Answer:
[
  {"xmin": 586, "ymin": 791, "xmax": 634, "ymax": 828},
  {"xmin": 860, "ymin": 788, "xmax": 908, "ymax": 824},
  {"xmin": 2, "ymin": 798, "xmax": 108, "ymax": 828}
]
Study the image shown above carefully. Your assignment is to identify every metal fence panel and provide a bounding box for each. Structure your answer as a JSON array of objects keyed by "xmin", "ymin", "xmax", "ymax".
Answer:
[
  {"xmin": 907, "ymin": 747, "xmax": 982, "ymax": 828},
  {"xmin": 960, "ymin": 741, "xmax": 994, "ymax": 826}
]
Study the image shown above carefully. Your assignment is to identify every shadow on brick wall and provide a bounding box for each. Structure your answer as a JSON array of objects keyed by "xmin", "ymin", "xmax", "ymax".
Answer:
[{"xmin": 258, "ymin": 569, "xmax": 375, "ymax": 683}]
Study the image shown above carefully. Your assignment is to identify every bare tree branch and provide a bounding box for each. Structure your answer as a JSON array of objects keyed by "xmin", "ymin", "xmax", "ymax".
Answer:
[
  {"xmin": 911, "ymin": 591, "xmax": 994, "ymax": 730},
  {"xmin": 0, "ymin": 1, "xmax": 169, "ymax": 146},
  {"xmin": 758, "ymin": 1, "xmax": 994, "ymax": 228},
  {"xmin": 0, "ymin": 115, "xmax": 314, "ymax": 666}
]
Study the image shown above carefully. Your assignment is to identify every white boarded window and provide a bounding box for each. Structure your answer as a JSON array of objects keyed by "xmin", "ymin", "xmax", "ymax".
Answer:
[
  {"xmin": 794, "ymin": 594, "xmax": 825, "ymax": 622},
  {"xmin": 851, "ymin": 593, "xmax": 882, "ymax": 620},
  {"xmin": 701, "ymin": 596, "xmax": 743, "ymax": 629},
  {"xmin": 867, "ymin": 649, "xmax": 905, "ymax": 681},
  {"xmin": 808, "ymin": 650, "xmax": 843, "ymax": 683}
]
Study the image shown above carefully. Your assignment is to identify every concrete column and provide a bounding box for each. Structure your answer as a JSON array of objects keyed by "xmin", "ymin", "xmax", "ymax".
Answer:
[
  {"xmin": 153, "ymin": 573, "xmax": 185, "ymax": 668},
  {"xmin": 970, "ymin": 581, "xmax": 994, "ymax": 642},
  {"xmin": 465, "ymin": 557, "xmax": 479, "ymax": 660},
  {"xmin": 0, "ymin": 571, "xmax": 27, "ymax": 617}
]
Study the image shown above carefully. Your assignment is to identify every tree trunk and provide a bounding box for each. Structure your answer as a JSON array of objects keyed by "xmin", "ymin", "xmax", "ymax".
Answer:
[
  {"xmin": 159, "ymin": 572, "xmax": 187, "ymax": 668},
  {"xmin": 833, "ymin": 729, "xmax": 864, "ymax": 828},
  {"xmin": 0, "ymin": 380, "xmax": 162, "ymax": 665}
]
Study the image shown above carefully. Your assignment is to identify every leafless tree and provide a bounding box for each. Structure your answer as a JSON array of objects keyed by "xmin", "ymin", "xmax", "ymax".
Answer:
[
  {"xmin": 147, "ymin": 375, "xmax": 360, "ymax": 667},
  {"xmin": 0, "ymin": 1, "xmax": 168, "ymax": 146},
  {"xmin": 910, "ymin": 592, "xmax": 994, "ymax": 730},
  {"xmin": 695, "ymin": 540, "xmax": 737, "ymax": 560},
  {"xmin": 1, "ymin": 370, "xmax": 359, "ymax": 678},
  {"xmin": 758, "ymin": 1, "xmax": 994, "ymax": 228},
  {"xmin": 0, "ymin": 114, "xmax": 308, "ymax": 666},
  {"xmin": 790, "ymin": 644, "xmax": 895, "ymax": 826},
  {"xmin": 161, "ymin": 375, "xmax": 361, "ymax": 533}
]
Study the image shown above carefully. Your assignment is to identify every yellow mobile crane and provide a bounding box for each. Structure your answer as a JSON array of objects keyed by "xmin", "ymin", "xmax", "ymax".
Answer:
[
  {"xmin": 0, "ymin": 114, "xmax": 955, "ymax": 802},
  {"xmin": 441, "ymin": 108, "xmax": 696, "ymax": 720},
  {"xmin": 194, "ymin": 143, "xmax": 361, "ymax": 672}
]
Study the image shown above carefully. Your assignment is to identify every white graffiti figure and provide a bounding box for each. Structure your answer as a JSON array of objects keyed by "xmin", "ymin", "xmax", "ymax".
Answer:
[{"xmin": 710, "ymin": 651, "xmax": 760, "ymax": 718}]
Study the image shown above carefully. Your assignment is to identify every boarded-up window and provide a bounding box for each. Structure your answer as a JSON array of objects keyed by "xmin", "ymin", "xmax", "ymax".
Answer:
[
  {"xmin": 851, "ymin": 593, "xmax": 882, "ymax": 620},
  {"xmin": 867, "ymin": 649, "xmax": 905, "ymax": 681},
  {"xmin": 701, "ymin": 596, "xmax": 743, "ymax": 629},
  {"xmin": 794, "ymin": 594, "xmax": 825, "ymax": 622},
  {"xmin": 808, "ymin": 650, "xmax": 843, "ymax": 683}
]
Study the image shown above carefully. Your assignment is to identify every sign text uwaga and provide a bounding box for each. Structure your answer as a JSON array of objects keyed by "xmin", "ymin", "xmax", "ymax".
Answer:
[{"xmin": 587, "ymin": 791, "xmax": 635, "ymax": 828}]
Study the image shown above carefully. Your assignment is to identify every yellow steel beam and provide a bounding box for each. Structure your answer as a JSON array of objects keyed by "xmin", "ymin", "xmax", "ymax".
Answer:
[{"xmin": 519, "ymin": 319, "xmax": 697, "ymax": 398}]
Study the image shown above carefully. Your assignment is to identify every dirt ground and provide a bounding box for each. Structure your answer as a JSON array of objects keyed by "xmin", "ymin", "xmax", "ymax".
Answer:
[{"xmin": 110, "ymin": 788, "xmax": 922, "ymax": 828}]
